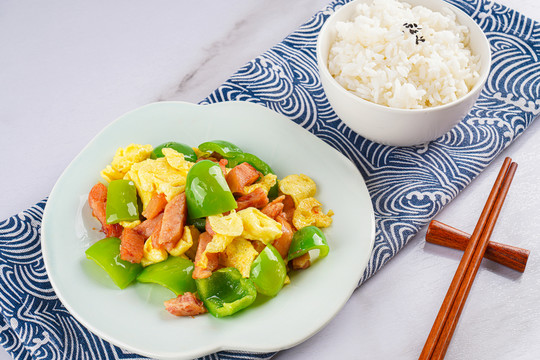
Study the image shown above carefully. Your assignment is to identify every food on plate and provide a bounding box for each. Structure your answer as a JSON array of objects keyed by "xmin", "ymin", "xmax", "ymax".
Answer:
[
  {"xmin": 85, "ymin": 140, "xmax": 333, "ymax": 318},
  {"xmin": 327, "ymin": 0, "xmax": 480, "ymax": 109},
  {"xmin": 85, "ymin": 237, "xmax": 142, "ymax": 289}
]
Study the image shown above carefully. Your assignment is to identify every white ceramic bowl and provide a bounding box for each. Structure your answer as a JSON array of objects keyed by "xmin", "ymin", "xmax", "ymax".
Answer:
[{"xmin": 317, "ymin": 0, "xmax": 491, "ymax": 146}]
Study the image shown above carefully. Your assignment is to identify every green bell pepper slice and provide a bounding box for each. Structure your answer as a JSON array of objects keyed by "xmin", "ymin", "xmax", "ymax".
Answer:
[
  {"xmin": 227, "ymin": 152, "xmax": 274, "ymax": 175},
  {"xmin": 185, "ymin": 160, "xmax": 237, "ymax": 219},
  {"xmin": 105, "ymin": 179, "xmax": 139, "ymax": 224},
  {"xmin": 250, "ymin": 244, "xmax": 287, "ymax": 297},
  {"xmin": 85, "ymin": 237, "xmax": 143, "ymax": 289},
  {"xmin": 150, "ymin": 141, "xmax": 197, "ymax": 162},
  {"xmin": 198, "ymin": 140, "xmax": 243, "ymax": 158},
  {"xmin": 188, "ymin": 217, "xmax": 207, "ymax": 232},
  {"xmin": 288, "ymin": 226, "xmax": 329, "ymax": 261},
  {"xmin": 195, "ymin": 267, "xmax": 257, "ymax": 318},
  {"xmin": 137, "ymin": 256, "xmax": 196, "ymax": 296}
]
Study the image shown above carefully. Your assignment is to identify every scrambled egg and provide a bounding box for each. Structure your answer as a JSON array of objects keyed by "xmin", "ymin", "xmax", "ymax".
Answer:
[
  {"xmin": 293, "ymin": 197, "xmax": 334, "ymax": 230},
  {"xmin": 101, "ymin": 144, "xmax": 153, "ymax": 182},
  {"xmin": 197, "ymin": 211, "xmax": 245, "ymax": 269},
  {"xmin": 197, "ymin": 234, "xmax": 235, "ymax": 269},
  {"xmin": 237, "ymin": 208, "xmax": 282, "ymax": 243},
  {"xmin": 124, "ymin": 148, "xmax": 194, "ymax": 209},
  {"xmin": 199, "ymin": 208, "xmax": 283, "ymax": 269},
  {"xmin": 243, "ymin": 173, "xmax": 277, "ymax": 195},
  {"xmin": 224, "ymin": 237, "xmax": 258, "ymax": 278},
  {"xmin": 183, "ymin": 226, "xmax": 200, "ymax": 261},
  {"xmin": 278, "ymin": 174, "xmax": 316, "ymax": 206},
  {"xmin": 193, "ymin": 147, "xmax": 209, "ymax": 159},
  {"xmin": 284, "ymin": 275, "xmax": 290, "ymax": 285},
  {"xmin": 168, "ymin": 225, "xmax": 194, "ymax": 257},
  {"xmin": 141, "ymin": 237, "xmax": 168, "ymax": 267},
  {"xmin": 207, "ymin": 210, "xmax": 243, "ymax": 237},
  {"xmin": 119, "ymin": 220, "xmax": 141, "ymax": 229},
  {"xmin": 161, "ymin": 148, "xmax": 193, "ymax": 174}
]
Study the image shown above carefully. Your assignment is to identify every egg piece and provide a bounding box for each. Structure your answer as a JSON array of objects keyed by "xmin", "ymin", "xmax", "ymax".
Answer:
[
  {"xmin": 161, "ymin": 148, "xmax": 193, "ymax": 175},
  {"xmin": 243, "ymin": 173, "xmax": 277, "ymax": 195},
  {"xmin": 119, "ymin": 220, "xmax": 141, "ymax": 229},
  {"xmin": 284, "ymin": 275, "xmax": 291, "ymax": 285},
  {"xmin": 124, "ymin": 149, "xmax": 193, "ymax": 209},
  {"xmin": 207, "ymin": 210, "xmax": 243, "ymax": 237},
  {"xmin": 141, "ymin": 237, "xmax": 168, "ymax": 267},
  {"xmin": 204, "ymin": 234, "xmax": 235, "ymax": 255},
  {"xmin": 101, "ymin": 144, "xmax": 153, "ymax": 182},
  {"xmin": 168, "ymin": 225, "xmax": 194, "ymax": 257},
  {"xmin": 197, "ymin": 233, "xmax": 236, "ymax": 269},
  {"xmin": 224, "ymin": 237, "xmax": 259, "ymax": 278},
  {"xmin": 278, "ymin": 174, "xmax": 316, "ymax": 206},
  {"xmin": 183, "ymin": 225, "xmax": 200, "ymax": 261},
  {"xmin": 292, "ymin": 197, "xmax": 333, "ymax": 230},
  {"xmin": 237, "ymin": 208, "xmax": 282, "ymax": 243},
  {"xmin": 193, "ymin": 147, "xmax": 211, "ymax": 158}
]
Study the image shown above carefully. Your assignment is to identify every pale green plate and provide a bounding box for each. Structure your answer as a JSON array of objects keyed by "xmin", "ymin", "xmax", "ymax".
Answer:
[{"xmin": 42, "ymin": 101, "xmax": 375, "ymax": 360}]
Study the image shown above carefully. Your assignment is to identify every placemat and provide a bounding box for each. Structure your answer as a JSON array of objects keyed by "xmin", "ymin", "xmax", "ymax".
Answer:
[{"xmin": 1, "ymin": 0, "xmax": 538, "ymax": 359}]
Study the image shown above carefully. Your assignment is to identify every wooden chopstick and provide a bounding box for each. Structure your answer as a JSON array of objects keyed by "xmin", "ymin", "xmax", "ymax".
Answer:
[
  {"xmin": 418, "ymin": 157, "xmax": 514, "ymax": 360},
  {"xmin": 426, "ymin": 220, "xmax": 529, "ymax": 272},
  {"xmin": 430, "ymin": 161, "xmax": 518, "ymax": 359}
]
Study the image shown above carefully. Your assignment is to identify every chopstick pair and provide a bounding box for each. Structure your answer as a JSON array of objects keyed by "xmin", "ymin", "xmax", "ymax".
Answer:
[
  {"xmin": 419, "ymin": 157, "xmax": 518, "ymax": 360},
  {"xmin": 426, "ymin": 220, "xmax": 529, "ymax": 273}
]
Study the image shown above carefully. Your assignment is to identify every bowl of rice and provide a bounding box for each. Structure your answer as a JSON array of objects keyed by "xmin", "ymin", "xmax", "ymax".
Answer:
[{"xmin": 317, "ymin": 0, "xmax": 491, "ymax": 146}]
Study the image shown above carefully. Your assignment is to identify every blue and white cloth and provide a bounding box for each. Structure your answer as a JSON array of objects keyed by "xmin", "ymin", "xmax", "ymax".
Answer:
[{"xmin": 1, "ymin": 0, "xmax": 538, "ymax": 359}]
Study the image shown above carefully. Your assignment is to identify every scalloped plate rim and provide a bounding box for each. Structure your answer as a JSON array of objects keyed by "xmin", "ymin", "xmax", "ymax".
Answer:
[{"xmin": 41, "ymin": 101, "xmax": 375, "ymax": 359}]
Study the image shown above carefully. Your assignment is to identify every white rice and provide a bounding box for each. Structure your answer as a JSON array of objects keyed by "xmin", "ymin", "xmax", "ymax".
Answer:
[{"xmin": 328, "ymin": 0, "xmax": 480, "ymax": 109}]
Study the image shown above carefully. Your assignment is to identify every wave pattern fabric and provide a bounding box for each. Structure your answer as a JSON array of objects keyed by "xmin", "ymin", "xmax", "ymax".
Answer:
[{"xmin": 0, "ymin": 0, "xmax": 538, "ymax": 359}]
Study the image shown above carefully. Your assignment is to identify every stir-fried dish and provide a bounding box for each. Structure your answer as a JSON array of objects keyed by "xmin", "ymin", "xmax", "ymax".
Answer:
[{"xmin": 85, "ymin": 140, "xmax": 333, "ymax": 317}]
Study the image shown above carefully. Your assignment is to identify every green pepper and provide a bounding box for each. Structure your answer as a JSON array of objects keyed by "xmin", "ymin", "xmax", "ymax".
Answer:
[
  {"xmin": 227, "ymin": 152, "xmax": 274, "ymax": 175},
  {"xmin": 288, "ymin": 226, "xmax": 329, "ymax": 261},
  {"xmin": 188, "ymin": 217, "xmax": 207, "ymax": 232},
  {"xmin": 198, "ymin": 140, "xmax": 243, "ymax": 158},
  {"xmin": 185, "ymin": 160, "xmax": 237, "ymax": 219},
  {"xmin": 105, "ymin": 179, "xmax": 139, "ymax": 224},
  {"xmin": 195, "ymin": 268, "xmax": 257, "ymax": 318},
  {"xmin": 250, "ymin": 244, "xmax": 287, "ymax": 297},
  {"xmin": 85, "ymin": 237, "xmax": 143, "ymax": 289},
  {"xmin": 267, "ymin": 182, "xmax": 279, "ymax": 201},
  {"xmin": 136, "ymin": 256, "xmax": 196, "ymax": 296},
  {"xmin": 150, "ymin": 141, "xmax": 197, "ymax": 162}
]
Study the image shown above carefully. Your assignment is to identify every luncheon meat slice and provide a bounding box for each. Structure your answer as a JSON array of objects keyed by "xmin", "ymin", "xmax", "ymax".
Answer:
[
  {"xmin": 261, "ymin": 195, "xmax": 285, "ymax": 219},
  {"xmin": 291, "ymin": 253, "xmax": 311, "ymax": 270},
  {"xmin": 226, "ymin": 162, "xmax": 261, "ymax": 194},
  {"xmin": 88, "ymin": 182, "xmax": 123, "ymax": 238},
  {"xmin": 236, "ymin": 187, "xmax": 269, "ymax": 211},
  {"xmin": 192, "ymin": 232, "xmax": 219, "ymax": 279},
  {"xmin": 164, "ymin": 292, "xmax": 207, "ymax": 316},
  {"xmin": 134, "ymin": 213, "xmax": 163, "ymax": 239},
  {"xmin": 272, "ymin": 214, "xmax": 294, "ymax": 259},
  {"xmin": 141, "ymin": 192, "xmax": 167, "ymax": 220},
  {"xmin": 281, "ymin": 195, "xmax": 296, "ymax": 222},
  {"xmin": 205, "ymin": 218, "xmax": 216, "ymax": 236},
  {"xmin": 218, "ymin": 159, "xmax": 228, "ymax": 177},
  {"xmin": 251, "ymin": 240, "xmax": 267, "ymax": 253},
  {"xmin": 151, "ymin": 217, "xmax": 163, "ymax": 248},
  {"xmin": 120, "ymin": 228, "xmax": 145, "ymax": 263},
  {"xmin": 155, "ymin": 193, "xmax": 186, "ymax": 251}
]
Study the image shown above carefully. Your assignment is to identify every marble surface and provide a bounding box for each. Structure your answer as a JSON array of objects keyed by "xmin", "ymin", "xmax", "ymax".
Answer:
[{"xmin": 1, "ymin": 1, "xmax": 539, "ymax": 359}]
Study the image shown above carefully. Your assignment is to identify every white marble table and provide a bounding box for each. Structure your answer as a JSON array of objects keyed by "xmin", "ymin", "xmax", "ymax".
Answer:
[{"xmin": 1, "ymin": 1, "xmax": 539, "ymax": 359}]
